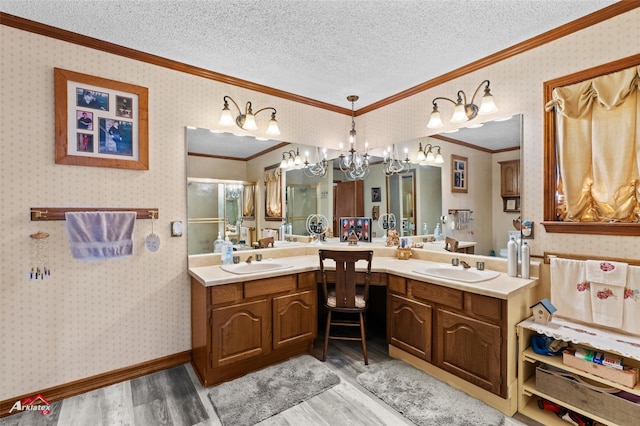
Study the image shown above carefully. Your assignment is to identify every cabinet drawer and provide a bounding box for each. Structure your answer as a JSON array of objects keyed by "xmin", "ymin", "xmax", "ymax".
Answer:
[
  {"xmin": 244, "ymin": 275, "xmax": 296, "ymax": 298},
  {"xmin": 210, "ymin": 283, "xmax": 243, "ymax": 306},
  {"xmin": 409, "ymin": 280, "xmax": 462, "ymax": 309},
  {"xmin": 388, "ymin": 275, "xmax": 406, "ymax": 295},
  {"xmin": 297, "ymin": 271, "xmax": 317, "ymax": 289},
  {"xmin": 464, "ymin": 293, "xmax": 503, "ymax": 322}
]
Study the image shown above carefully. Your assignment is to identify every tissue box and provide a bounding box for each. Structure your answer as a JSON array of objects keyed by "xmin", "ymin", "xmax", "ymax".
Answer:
[{"xmin": 563, "ymin": 349, "xmax": 638, "ymax": 388}]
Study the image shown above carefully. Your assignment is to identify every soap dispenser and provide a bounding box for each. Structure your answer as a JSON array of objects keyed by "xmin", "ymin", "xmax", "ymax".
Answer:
[
  {"xmin": 213, "ymin": 232, "xmax": 224, "ymax": 253},
  {"xmin": 434, "ymin": 223, "xmax": 441, "ymax": 241},
  {"xmin": 221, "ymin": 237, "xmax": 233, "ymax": 265}
]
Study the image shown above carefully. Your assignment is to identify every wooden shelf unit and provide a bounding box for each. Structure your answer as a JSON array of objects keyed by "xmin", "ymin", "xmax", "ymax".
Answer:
[{"xmin": 517, "ymin": 320, "xmax": 640, "ymax": 426}]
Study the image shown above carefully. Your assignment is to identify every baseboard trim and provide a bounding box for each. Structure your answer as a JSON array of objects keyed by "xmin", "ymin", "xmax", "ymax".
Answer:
[{"xmin": 1, "ymin": 350, "xmax": 191, "ymax": 418}]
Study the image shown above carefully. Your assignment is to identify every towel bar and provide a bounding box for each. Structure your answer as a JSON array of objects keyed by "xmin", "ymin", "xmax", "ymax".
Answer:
[{"xmin": 30, "ymin": 207, "xmax": 158, "ymax": 221}]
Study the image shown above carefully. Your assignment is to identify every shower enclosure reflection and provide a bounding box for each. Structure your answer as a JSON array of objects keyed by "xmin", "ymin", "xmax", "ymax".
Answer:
[{"xmin": 187, "ymin": 178, "xmax": 255, "ymax": 255}]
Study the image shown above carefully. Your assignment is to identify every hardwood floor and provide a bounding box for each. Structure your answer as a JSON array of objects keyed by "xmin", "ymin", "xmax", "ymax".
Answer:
[{"xmin": 1, "ymin": 336, "xmax": 542, "ymax": 425}]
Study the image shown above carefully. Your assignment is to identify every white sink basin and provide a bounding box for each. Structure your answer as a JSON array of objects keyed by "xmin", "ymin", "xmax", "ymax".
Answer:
[
  {"xmin": 413, "ymin": 264, "xmax": 500, "ymax": 283},
  {"xmin": 221, "ymin": 261, "xmax": 293, "ymax": 275}
]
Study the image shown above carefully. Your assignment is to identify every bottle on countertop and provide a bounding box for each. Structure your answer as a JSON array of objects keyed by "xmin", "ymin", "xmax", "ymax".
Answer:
[
  {"xmin": 434, "ymin": 223, "xmax": 441, "ymax": 241},
  {"xmin": 221, "ymin": 237, "xmax": 233, "ymax": 265},
  {"xmin": 521, "ymin": 241, "xmax": 530, "ymax": 279},
  {"xmin": 507, "ymin": 236, "xmax": 518, "ymax": 277},
  {"xmin": 422, "ymin": 223, "xmax": 429, "ymax": 235},
  {"xmin": 213, "ymin": 232, "xmax": 224, "ymax": 253}
]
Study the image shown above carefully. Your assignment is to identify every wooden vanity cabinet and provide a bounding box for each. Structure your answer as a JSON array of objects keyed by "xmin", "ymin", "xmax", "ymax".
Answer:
[
  {"xmin": 191, "ymin": 271, "xmax": 317, "ymax": 387},
  {"xmin": 387, "ymin": 275, "xmax": 507, "ymax": 398}
]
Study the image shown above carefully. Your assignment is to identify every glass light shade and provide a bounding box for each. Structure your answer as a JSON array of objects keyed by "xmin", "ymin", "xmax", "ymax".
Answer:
[
  {"xmin": 280, "ymin": 157, "xmax": 288, "ymax": 168},
  {"xmin": 294, "ymin": 153, "xmax": 302, "ymax": 166},
  {"xmin": 416, "ymin": 149, "xmax": 426, "ymax": 162},
  {"xmin": 266, "ymin": 117, "xmax": 280, "ymax": 135},
  {"xmin": 287, "ymin": 156, "xmax": 294, "ymax": 167},
  {"xmin": 426, "ymin": 150, "xmax": 435, "ymax": 162},
  {"xmin": 427, "ymin": 110, "xmax": 443, "ymax": 129},
  {"xmin": 243, "ymin": 113, "xmax": 258, "ymax": 130},
  {"xmin": 435, "ymin": 152, "xmax": 444, "ymax": 164},
  {"xmin": 450, "ymin": 103, "xmax": 468, "ymax": 123},
  {"xmin": 219, "ymin": 108, "xmax": 234, "ymax": 126},
  {"xmin": 478, "ymin": 93, "xmax": 498, "ymax": 115}
]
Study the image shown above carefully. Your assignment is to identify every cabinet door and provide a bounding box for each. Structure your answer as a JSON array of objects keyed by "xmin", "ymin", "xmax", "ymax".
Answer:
[
  {"xmin": 388, "ymin": 293, "xmax": 432, "ymax": 361},
  {"xmin": 332, "ymin": 180, "xmax": 364, "ymax": 232},
  {"xmin": 211, "ymin": 299, "xmax": 270, "ymax": 367},
  {"xmin": 500, "ymin": 160, "xmax": 520, "ymax": 196},
  {"xmin": 273, "ymin": 290, "xmax": 317, "ymax": 349},
  {"xmin": 435, "ymin": 308, "xmax": 502, "ymax": 396}
]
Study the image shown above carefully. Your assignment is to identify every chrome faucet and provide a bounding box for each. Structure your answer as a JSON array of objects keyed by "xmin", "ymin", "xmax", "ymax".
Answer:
[{"xmin": 460, "ymin": 260, "xmax": 471, "ymax": 269}]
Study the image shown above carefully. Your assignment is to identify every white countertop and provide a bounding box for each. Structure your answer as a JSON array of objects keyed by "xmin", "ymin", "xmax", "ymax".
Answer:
[{"xmin": 188, "ymin": 247, "xmax": 538, "ymax": 300}]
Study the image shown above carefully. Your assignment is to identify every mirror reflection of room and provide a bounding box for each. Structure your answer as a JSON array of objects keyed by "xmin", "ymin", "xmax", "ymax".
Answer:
[{"xmin": 186, "ymin": 114, "xmax": 521, "ymax": 256}]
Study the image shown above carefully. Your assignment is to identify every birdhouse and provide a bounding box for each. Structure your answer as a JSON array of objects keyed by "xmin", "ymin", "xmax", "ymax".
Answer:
[{"xmin": 530, "ymin": 298, "xmax": 557, "ymax": 324}]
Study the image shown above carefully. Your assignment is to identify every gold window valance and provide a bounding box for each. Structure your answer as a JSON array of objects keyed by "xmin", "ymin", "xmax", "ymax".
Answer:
[{"xmin": 545, "ymin": 65, "xmax": 640, "ymax": 223}]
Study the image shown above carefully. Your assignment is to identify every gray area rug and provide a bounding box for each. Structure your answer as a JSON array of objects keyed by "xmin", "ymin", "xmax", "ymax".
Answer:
[
  {"xmin": 208, "ymin": 355, "xmax": 340, "ymax": 426},
  {"xmin": 357, "ymin": 360, "xmax": 505, "ymax": 426}
]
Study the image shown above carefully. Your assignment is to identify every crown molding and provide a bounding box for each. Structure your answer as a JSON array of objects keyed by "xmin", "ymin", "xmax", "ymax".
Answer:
[{"xmin": 2, "ymin": 1, "xmax": 638, "ymax": 116}]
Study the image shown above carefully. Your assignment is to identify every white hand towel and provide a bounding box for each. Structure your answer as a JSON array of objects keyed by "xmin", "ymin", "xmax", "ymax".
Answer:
[
  {"xmin": 550, "ymin": 258, "xmax": 592, "ymax": 323},
  {"xmin": 622, "ymin": 265, "xmax": 640, "ymax": 336},
  {"xmin": 586, "ymin": 260, "xmax": 628, "ymax": 286},
  {"xmin": 65, "ymin": 211, "xmax": 136, "ymax": 260},
  {"xmin": 587, "ymin": 260, "xmax": 627, "ymax": 328}
]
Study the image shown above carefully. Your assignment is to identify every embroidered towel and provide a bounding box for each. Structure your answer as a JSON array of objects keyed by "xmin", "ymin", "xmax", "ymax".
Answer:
[
  {"xmin": 622, "ymin": 265, "xmax": 640, "ymax": 336},
  {"xmin": 65, "ymin": 211, "xmax": 136, "ymax": 260},
  {"xmin": 550, "ymin": 258, "xmax": 592, "ymax": 323},
  {"xmin": 587, "ymin": 260, "xmax": 627, "ymax": 328}
]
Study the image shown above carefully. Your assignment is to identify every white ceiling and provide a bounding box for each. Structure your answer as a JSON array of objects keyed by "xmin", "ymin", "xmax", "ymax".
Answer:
[{"xmin": 0, "ymin": 0, "xmax": 617, "ymax": 109}]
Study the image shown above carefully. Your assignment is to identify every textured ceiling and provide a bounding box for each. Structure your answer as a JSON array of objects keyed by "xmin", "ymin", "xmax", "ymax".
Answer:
[{"xmin": 0, "ymin": 0, "xmax": 618, "ymax": 109}]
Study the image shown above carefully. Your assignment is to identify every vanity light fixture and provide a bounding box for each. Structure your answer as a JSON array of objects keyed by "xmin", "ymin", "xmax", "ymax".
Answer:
[
  {"xmin": 416, "ymin": 143, "xmax": 444, "ymax": 164},
  {"xmin": 339, "ymin": 95, "xmax": 370, "ymax": 180},
  {"xmin": 303, "ymin": 147, "xmax": 329, "ymax": 178},
  {"xmin": 383, "ymin": 144, "xmax": 411, "ymax": 176},
  {"xmin": 426, "ymin": 80, "xmax": 498, "ymax": 129},
  {"xmin": 279, "ymin": 148, "xmax": 302, "ymax": 169},
  {"xmin": 219, "ymin": 95, "xmax": 280, "ymax": 136}
]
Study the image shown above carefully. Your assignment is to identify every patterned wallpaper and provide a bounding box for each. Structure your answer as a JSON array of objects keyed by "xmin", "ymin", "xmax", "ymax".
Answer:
[
  {"xmin": 0, "ymin": 25, "xmax": 346, "ymax": 400},
  {"xmin": 362, "ymin": 8, "xmax": 640, "ymax": 259},
  {"xmin": 1, "ymin": 8, "xmax": 639, "ymax": 400}
]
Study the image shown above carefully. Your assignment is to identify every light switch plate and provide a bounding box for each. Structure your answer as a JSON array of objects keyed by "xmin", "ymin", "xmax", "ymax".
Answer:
[{"xmin": 171, "ymin": 221, "xmax": 183, "ymax": 237}]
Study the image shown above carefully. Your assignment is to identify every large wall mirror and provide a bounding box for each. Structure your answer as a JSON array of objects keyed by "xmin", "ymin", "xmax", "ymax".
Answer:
[{"xmin": 186, "ymin": 115, "xmax": 521, "ymax": 256}]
